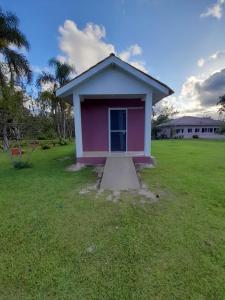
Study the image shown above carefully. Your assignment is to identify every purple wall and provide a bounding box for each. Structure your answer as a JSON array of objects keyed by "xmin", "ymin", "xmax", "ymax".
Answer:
[{"xmin": 81, "ymin": 99, "xmax": 144, "ymax": 151}]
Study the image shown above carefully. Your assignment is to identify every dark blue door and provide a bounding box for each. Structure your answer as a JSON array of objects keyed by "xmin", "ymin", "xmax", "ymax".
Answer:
[{"xmin": 110, "ymin": 109, "xmax": 127, "ymax": 151}]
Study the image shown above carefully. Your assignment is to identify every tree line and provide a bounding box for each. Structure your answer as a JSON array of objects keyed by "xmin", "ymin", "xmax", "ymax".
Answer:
[{"xmin": 0, "ymin": 6, "xmax": 75, "ymax": 151}]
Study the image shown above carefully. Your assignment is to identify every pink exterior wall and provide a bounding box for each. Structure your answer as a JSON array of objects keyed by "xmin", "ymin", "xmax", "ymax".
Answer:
[
  {"xmin": 81, "ymin": 99, "xmax": 145, "ymax": 151},
  {"xmin": 127, "ymin": 109, "xmax": 144, "ymax": 151}
]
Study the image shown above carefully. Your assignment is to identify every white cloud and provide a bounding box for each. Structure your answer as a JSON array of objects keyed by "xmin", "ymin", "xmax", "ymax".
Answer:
[
  {"xmin": 56, "ymin": 55, "xmax": 67, "ymax": 64},
  {"xmin": 119, "ymin": 44, "xmax": 142, "ymax": 61},
  {"xmin": 197, "ymin": 50, "xmax": 225, "ymax": 75},
  {"xmin": 58, "ymin": 20, "xmax": 148, "ymax": 74},
  {"xmin": 200, "ymin": 0, "xmax": 225, "ymax": 19},
  {"xmin": 118, "ymin": 44, "xmax": 147, "ymax": 72},
  {"xmin": 128, "ymin": 60, "xmax": 147, "ymax": 72},
  {"xmin": 209, "ymin": 50, "xmax": 225, "ymax": 61},
  {"xmin": 162, "ymin": 50, "xmax": 225, "ymax": 118},
  {"xmin": 194, "ymin": 68, "xmax": 225, "ymax": 106},
  {"xmin": 197, "ymin": 58, "xmax": 205, "ymax": 67},
  {"xmin": 58, "ymin": 20, "xmax": 115, "ymax": 74},
  {"xmin": 40, "ymin": 81, "xmax": 55, "ymax": 92}
]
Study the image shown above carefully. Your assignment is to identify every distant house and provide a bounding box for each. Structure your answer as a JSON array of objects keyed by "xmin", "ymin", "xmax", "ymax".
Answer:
[
  {"xmin": 56, "ymin": 53, "xmax": 173, "ymax": 165},
  {"xmin": 157, "ymin": 116, "xmax": 224, "ymax": 139}
]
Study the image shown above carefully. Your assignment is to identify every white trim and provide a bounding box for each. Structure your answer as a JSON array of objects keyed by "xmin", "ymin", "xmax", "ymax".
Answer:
[
  {"xmin": 73, "ymin": 93, "xmax": 83, "ymax": 157},
  {"xmin": 144, "ymin": 92, "xmax": 152, "ymax": 156},
  {"xmin": 108, "ymin": 108, "xmax": 127, "ymax": 152},
  {"xmin": 56, "ymin": 55, "xmax": 171, "ymax": 98}
]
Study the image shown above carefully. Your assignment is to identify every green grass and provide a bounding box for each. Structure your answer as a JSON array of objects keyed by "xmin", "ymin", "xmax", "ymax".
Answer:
[{"xmin": 0, "ymin": 140, "xmax": 225, "ymax": 299}]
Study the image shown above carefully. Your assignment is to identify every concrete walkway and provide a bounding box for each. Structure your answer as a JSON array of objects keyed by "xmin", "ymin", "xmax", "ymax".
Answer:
[{"xmin": 100, "ymin": 157, "xmax": 140, "ymax": 190}]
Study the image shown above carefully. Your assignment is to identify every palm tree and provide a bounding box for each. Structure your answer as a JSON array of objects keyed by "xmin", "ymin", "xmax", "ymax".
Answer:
[
  {"xmin": 36, "ymin": 58, "xmax": 74, "ymax": 138},
  {"xmin": 0, "ymin": 6, "xmax": 32, "ymax": 85}
]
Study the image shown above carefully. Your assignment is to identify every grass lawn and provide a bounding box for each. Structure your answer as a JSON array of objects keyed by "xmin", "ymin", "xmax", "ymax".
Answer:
[{"xmin": 0, "ymin": 140, "xmax": 225, "ymax": 299}]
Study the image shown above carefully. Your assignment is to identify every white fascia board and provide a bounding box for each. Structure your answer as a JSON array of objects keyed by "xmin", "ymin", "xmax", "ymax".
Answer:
[{"xmin": 56, "ymin": 55, "xmax": 170, "ymax": 97}]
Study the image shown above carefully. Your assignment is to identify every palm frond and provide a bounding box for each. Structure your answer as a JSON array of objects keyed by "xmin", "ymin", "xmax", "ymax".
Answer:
[
  {"xmin": 48, "ymin": 57, "xmax": 60, "ymax": 69},
  {"xmin": 218, "ymin": 95, "xmax": 225, "ymax": 115},
  {"xmin": 0, "ymin": 8, "xmax": 18, "ymax": 27},
  {"xmin": 2, "ymin": 47, "xmax": 32, "ymax": 83},
  {"xmin": 57, "ymin": 63, "xmax": 74, "ymax": 85},
  {"xmin": 36, "ymin": 72, "xmax": 56, "ymax": 88},
  {"xmin": 4, "ymin": 28, "xmax": 29, "ymax": 50},
  {"xmin": 218, "ymin": 95, "xmax": 225, "ymax": 105},
  {"xmin": 0, "ymin": 8, "xmax": 29, "ymax": 50},
  {"xmin": 38, "ymin": 90, "xmax": 55, "ymax": 102},
  {"xmin": 0, "ymin": 61, "xmax": 7, "ymax": 86},
  {"xmin": 48, "ymin": 57, "xmax": 75, "ymax": 86}
]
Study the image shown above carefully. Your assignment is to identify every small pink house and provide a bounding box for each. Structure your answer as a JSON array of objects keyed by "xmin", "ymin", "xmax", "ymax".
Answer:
[{"xmin": 56, "ymin": 54, "xmax": 173, "ymax": 165}]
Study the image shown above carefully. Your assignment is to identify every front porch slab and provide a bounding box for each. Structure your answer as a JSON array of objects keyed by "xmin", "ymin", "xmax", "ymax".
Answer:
[{"xmin": 77, "ymin": 152, "xmax": 153, "ymax": 165}]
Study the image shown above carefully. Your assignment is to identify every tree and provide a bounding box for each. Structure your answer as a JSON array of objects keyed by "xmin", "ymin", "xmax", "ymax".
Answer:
[
  {"xmin": 0, "ymin": 7, "xmax": 32, "ymax": 85},
  {"xmin": 217, "ymin": 95, "xmax": 225, "ymax": 115},
  {"xmin": 152, "ymin": 104, "xmax": 178, "ymax": 139},
  {"xmin": 219, "ymin": 122, "xmax": 225, "ymax": 134},
  {"xmin": 0, "ymin": 84, "xmax": 26, "ymax": 150},
  {"xmin": 36, "ymin": 58, "xmax": 74, "ymax": 138}
]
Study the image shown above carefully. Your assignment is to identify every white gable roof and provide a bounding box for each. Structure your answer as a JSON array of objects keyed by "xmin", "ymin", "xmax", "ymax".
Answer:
[{"xmin": 56, "ymin": 54, "xmax": 174, "ymax": 103}]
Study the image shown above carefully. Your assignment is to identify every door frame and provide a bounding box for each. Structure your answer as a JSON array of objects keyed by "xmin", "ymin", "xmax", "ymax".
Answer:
[{"xmin": 108, "ymin": 108, "xmax": 127, "ymax": 152}]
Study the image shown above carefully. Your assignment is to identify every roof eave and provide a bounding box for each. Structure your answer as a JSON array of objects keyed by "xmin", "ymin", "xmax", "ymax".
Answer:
[{"xmin": 56, "ymin": 54, "xmax": 174, "ymax": 99}]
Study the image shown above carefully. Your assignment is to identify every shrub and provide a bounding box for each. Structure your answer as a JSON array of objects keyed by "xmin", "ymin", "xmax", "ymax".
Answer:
[
  {"xmin": 219, "ymin": 123, "xmax": 225, "ymax": 134},
  {"xmin": 37, "ymin": 135, "xmax": 48, "ymax": 140},
  {"xmin": 52, "ymin": 139, "xmax": 61, "ymax": 147},
  {"xmin": 160, "ymin": 134, "xmax": 168, "ymax": 139},
  {"xmin": 18, "ymin": 141, "xmax": 27, "ymax": 148},
  {"xmin": 13, "ymin": 160, "xmax": 32, "ymax": 169},
  {"xmin": 41, "ymin": 144, "xmax": 51, "ymax": 150},
  {"xmin": 192, "ymin": 135, "xmax": 199, "ymax": 139},
  {"xmin": 58, "ymin": 138, "xmax": 69, "ymax": 146}
]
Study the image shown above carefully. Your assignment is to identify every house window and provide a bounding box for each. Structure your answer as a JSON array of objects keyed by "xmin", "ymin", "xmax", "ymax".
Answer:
[
  {"xmin": 176, "ymin": 128, "xmax": 184, "ymax": 134},
  {"xmin": 202, "ymin": 128, "xmax": 207, "ymax": 133},
  {"xmin": 188, "ymin": 128, "xmax": 192, "ymax": 133},
  {"xmin": 214, "ymin": 128, "xmax": 218, "ymax": 133},
  {"xmin": 209, "ymin": 128, "xmax": 213, "ymax": 133},
  {"xmin": 195, "ymin": 128, "xmax": 199, "ymax": 132}
]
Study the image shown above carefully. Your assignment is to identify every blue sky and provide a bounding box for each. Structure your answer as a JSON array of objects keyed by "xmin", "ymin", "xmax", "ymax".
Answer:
[{"xmin": 2, "ymin": 0, "xmax": 225, "ymax": 116}]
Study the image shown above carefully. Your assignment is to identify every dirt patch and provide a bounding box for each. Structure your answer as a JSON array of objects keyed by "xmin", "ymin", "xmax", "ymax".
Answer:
[
  {"xmin": 66, "ymin": 162, "xmax": 86, "ymax": 172},
  {"xmin": 74, "ymin": 164, "xmax": 160, "ymax": 204},
  {"xmin": 138, "ymin": 188, "xmax": 158, "ymax": 203}
]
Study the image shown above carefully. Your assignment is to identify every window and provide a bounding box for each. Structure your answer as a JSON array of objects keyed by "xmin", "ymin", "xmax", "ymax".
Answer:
[
  {"xmin": 202, "ymin": 128, "xmax": 207, "ymax": 133},
  {"xmin": 195, "ymin": 128, "xmax": 199, "ymax": 132},
  {"xmin": 188, "ymin": 128, "xmax": 192, "ymax": 133},
  {"xmin": 214, "ymin": 128, "xmax": 218, "ymax": 133},
  {"xmin": 209, "ymin": 128, "xmax": 213, "ymax": 133},
  {"xmin": 176, "ymin": 128, "xmax": 184, "ymax": 134}
]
